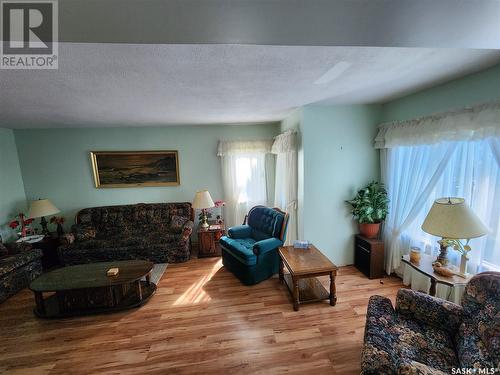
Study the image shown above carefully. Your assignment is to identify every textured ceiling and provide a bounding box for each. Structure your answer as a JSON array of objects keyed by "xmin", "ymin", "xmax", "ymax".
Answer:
[{"xmin": 1, "ymin": 44, "xmax": 499, "ymax": 128}]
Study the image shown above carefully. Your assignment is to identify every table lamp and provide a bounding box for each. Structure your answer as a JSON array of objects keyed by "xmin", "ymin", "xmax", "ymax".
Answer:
[
  {"xmin": 192, "ymin": 190, "xmax": 215, "ymax": 229},
  {"xmin": 421, "ymin": 197, "xmax": 487, "ymax": 275},
  {"xmin": 28, "ymin": 199, "xmax": 60, "ymax": 235}
]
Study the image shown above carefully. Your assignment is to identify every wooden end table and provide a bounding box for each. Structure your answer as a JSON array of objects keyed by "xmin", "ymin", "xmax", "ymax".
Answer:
[
  {"xmin": 198, "ymin": 225, "xmax": 225, "ymax": 257},
  {"xmin": 278, "ymin": 245, "xmax": 338, "ymax": 311},
  {"xmin": 401, "ymin": 254, "xmax": 472, "ymax": 296}
]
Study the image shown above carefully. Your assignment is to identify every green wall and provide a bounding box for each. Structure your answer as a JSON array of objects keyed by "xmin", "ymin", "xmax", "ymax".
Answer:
[
  {"xmin": 14, "ymin": 124, "xmax": 280, "ymax": 230},
  {"xmin": 382, "ymin": 63, "xmax": 500, "ymax": 122},
  {"xmin": 0, "ymin": 128, "xmax": 27, "ymax": 241},
  {"xmin": 281, "ymin": 105, "xmax": 382, "ymax": 265}
]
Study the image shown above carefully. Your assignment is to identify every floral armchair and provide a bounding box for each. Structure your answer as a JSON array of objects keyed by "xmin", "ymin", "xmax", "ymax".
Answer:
[{"xmin": 361, "ymin": 272, "xmax": 499, "ymax": 374}]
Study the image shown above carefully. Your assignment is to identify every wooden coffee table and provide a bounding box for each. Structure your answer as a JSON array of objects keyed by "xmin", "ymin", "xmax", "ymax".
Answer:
[
  {"xmin": 278, "ymin": 245, "xmax": 338, "ymax": 311},
  {"xmin": 30, "ymin": 260, "xmax": 155, "ymax": 318}
]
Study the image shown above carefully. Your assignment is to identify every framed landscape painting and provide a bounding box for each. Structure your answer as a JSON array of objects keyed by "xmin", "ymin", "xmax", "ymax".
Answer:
[{"xmin": 90, "ymin": 151, "xmax": 180, "ymax": 188}]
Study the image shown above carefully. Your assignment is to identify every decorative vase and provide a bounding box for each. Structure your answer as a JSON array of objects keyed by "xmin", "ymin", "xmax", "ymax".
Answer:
[
  {"xmin": 359, "ymin": 223, "xmax": 380, "ymax": 239},
  {"xmin": 57, "ymin": 223, "xmax": 64, "ymax": 238}
]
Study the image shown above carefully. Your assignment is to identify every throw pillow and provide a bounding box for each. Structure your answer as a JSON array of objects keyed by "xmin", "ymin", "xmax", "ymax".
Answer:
[
  {"xmin": 72, "ymin": 224, "xmax": 97, "ymax": 241},
  {"xmin": 170, "ymin": 215, "xmax": 187, "ymax": 232}
]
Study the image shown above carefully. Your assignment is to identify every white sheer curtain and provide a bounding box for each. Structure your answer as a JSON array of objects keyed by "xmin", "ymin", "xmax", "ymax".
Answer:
[
  {"xmin": 401, "ymin": 140, "xmax": 500, "ymax": 271},
  {"xmin": 218, "ymin": 140, "xmax": 273, "ymax": 228},
  {"xmin": 377, "ymin": 102, "xmax": 500, "ymax": 278},
  {"xmin": 272, "ymin": 130, "xmax": 298, "ymax": 245},
  {"xmin": 381, "ymin": 143, "xmax": 458, "ymax": 274}
]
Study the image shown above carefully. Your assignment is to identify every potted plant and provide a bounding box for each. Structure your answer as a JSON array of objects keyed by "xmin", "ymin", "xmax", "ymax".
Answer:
[{"xmin": 346, "ymin": 181, "xmax": 389, "ymax": 239}]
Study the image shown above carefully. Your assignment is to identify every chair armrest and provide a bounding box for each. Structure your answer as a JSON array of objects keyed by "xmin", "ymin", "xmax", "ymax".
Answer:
[
  {"xmin": 4, "ymin": 241, "xmax": 33, "ymax": 255},
  {"xmin": 361, "ymin": 295, "xmax": 397, "ymax": 375},
  {"xmin": 253, "ymin": 237, "xmax": 283, "ymax": 256},
  {"xmin": 397, "ymin": 360, "xmax": 448, "ymax": 375},
  {"xmin": 228, "ymin": 225, "xmax": 252, "ymax": 239},
  {"xmin": 395, "ymin": 289, "xmax": 463, "ymax": 334},
  {"xmin": 182, "ymin": 220, "xmax": 194, "ymax": 240}
]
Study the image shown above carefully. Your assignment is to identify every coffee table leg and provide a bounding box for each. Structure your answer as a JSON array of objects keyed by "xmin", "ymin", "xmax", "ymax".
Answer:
[
  {"xmin": 279, "ymin": 257, "xmax": 284, "ymax": 282},
  {"xmin": 135, "ymin": 280, "xmax": 143, "ymax": 301},
  {"xmin": 293, "ymin": 277, "xmax": 300, "ymax": 311},
  {"xmin": 330, "ymin": 272, "xmax": 337, "ymax": 306},
  {"xmin": 34, "ymin": 291, "xmax": 45, "ymax": 315}
]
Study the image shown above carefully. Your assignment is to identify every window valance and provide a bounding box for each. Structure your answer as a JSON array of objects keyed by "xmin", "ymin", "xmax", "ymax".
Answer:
[
  {"xmin": 271, "ymin": 130, "xmax": 297, "ymax": 154},
  {"xmin": 375, "ymin": 102, "xmax": 500, "ymax": 149},
  {"xmin": 217, "ymin": 139, "xmax": 273, "ymax": 156}
]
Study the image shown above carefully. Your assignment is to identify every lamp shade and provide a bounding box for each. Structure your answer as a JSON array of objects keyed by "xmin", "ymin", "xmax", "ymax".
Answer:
[
  {"xmin": 192, "ymin": 190, "xmax": 215, "ymax": 210},
  {"xmin": 28, "ymin": 199, "xmax": 60, "ymax": 219},
  {"xmin": 421, "ymin": 198, "xmax": 488, "ymax": 239}
]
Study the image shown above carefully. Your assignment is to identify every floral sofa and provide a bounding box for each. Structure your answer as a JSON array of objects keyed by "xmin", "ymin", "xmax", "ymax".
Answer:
[
  {"xmin": 0, "ymin": 241, "xmax": 42, "ymax": 303},
  {"xmin": 361, "ymin": 271, "xmax": 500, "ymax": 374},
  {"xmin": 58, "ymin": 202, "xmax": 194, "ymax": 265}
]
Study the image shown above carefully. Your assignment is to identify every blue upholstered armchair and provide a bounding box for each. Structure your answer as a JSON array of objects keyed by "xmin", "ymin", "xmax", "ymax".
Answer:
[{"xmin": 220, "ymin": 206, "xmax": 289, "ymax": 285}]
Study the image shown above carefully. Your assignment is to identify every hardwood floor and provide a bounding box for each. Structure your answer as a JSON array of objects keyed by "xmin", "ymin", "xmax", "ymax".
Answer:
[{"xmin": 0, "ymin": 257, "xmax": 403, "ymax": 374}]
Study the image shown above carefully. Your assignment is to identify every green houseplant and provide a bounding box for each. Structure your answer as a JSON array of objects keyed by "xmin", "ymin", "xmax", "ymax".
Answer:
[{"xmin": 346, "ymin": 181, "xmax": 389, "ymax": 238}]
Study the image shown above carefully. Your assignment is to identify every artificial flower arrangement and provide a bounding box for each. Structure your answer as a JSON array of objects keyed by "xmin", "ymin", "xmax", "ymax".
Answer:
[
  {"xmin": 9, "ymin": 213, "xmax": 34, "ymax": 238},
  {"xmin": 198, "ymin": 200, "xmax": 225, "ymax": 226},
  {"xmin": 50, "ymin": 216, "xmax": 65, "ymax": 237}
]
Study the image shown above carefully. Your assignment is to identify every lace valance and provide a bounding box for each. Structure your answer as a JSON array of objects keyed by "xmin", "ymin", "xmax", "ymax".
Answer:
[
  {"xmin": 271, "ymin": 130, "xmax": 297, "ymax": 154},
  {"xmin": 375, "ymin": 102, "xmax": 500, "ymax": 149},
  {"xmin": 217, "ymin": 139, "xmax": 273, "ymax": 156}
]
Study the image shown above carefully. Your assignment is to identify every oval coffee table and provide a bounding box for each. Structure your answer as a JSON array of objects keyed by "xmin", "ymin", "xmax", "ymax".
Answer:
[{"xmin": 30, "ymin": 260, "xmax": 156, "ymax": 318}]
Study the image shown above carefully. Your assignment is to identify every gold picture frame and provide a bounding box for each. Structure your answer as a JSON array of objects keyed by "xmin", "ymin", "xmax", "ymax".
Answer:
[{"xmin": 90, "ymin": 151, "xmax": 180, "ymax": 188}]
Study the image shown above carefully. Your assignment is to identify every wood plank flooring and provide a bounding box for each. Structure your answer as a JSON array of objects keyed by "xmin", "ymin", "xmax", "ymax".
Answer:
[{"xmin": 0, "ymin": 257, "xmax": 403, "ymax": 374}]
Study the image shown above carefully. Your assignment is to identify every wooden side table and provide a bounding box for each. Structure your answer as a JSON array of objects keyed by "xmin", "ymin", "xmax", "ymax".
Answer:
[
  {"xmin": 401, "ymin": 254, "xmax": 472, "ymax": 296},
  {"xmin": 197, "ymin": 226, "xmax": 225, "ymax": 258},
  {"xmin": 354, "ymin": 234, "xmax": 384, "ymax": 279},
  {"xmin": 29, "ymin": 234, "xmax": 61, "ymax": 271}
]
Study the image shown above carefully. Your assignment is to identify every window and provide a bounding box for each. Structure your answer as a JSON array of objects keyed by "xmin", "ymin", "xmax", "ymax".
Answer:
[
  {"xmin": 392, "ymin": 139, "xmax": 499, "ymax": 272},
  {"xmin": 220, "ymin": 152, "xmax": 268, "ymax": 227}
]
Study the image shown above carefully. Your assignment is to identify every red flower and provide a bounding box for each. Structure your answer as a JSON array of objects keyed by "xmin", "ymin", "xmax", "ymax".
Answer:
[
  {"xmin": 50, "ymin": 216, "xmax": 65, "ymax": 225},
  {"xmin": 24, "ymin": 218, "xmax": 34, "ymax": 225},
  {"xmin": 9, "ymin": 220, "xmax": 19, "ymax": 229},
  {"xmin": 214, "ymin": 200, "xmax": 226, "ymax": 207}
]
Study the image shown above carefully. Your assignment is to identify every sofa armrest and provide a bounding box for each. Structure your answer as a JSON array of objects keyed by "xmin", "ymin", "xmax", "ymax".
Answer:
[
  {"xmin": 395, "ymin": 288, "xmax": 463, "ymax": 334},
  {"xmin": 182, "ymin": 220, "xmax": 194, "ymax": 240},
  {"xmin": 228, "ymin": 225, "xmax": 252, "ymax": 239},
  {"xmin": 60, "ymin": 233, "xmax": 75, "ymax": 247},
  {"xmin": 253, "ymin": 238, "xmax": 283, "ymax": 256}
]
